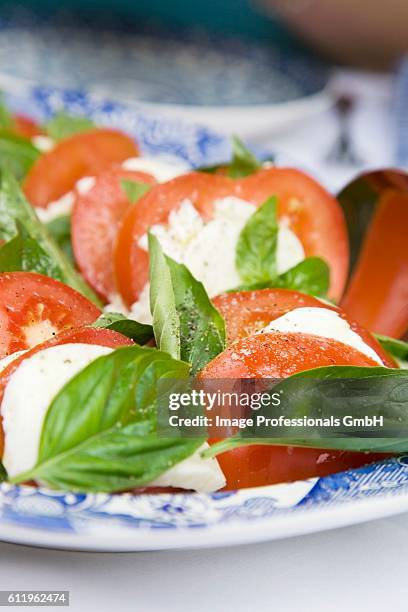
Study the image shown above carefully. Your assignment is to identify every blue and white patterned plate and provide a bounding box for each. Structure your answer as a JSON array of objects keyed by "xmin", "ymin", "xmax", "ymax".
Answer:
[{"xmin": 0, "ymin": 77, "xmax": 407, "ymax": 551}]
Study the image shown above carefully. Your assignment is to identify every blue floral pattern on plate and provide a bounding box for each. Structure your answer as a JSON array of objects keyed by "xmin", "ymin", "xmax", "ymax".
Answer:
[{"xmin": 0, "ymin": 79, "xmax": 407, "ymax": 550}]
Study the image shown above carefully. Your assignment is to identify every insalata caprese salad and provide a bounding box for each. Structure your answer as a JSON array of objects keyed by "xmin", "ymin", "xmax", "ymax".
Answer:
[{"xmin": 0, "ymin": 97, "xmax": 406, "ymax": 494}]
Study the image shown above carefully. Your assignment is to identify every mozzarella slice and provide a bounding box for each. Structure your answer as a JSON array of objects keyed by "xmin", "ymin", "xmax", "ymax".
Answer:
[
  {"xmin": 258, "ymin": 307, "xmax": 383, "ymax": 365},
  {"xmin": 150, "ymin": 443, "xmax": 226, "ymax": 493},
  {"xmin": 122, "ymin": 156, "xmax": 189, "ymax": 182},
  {"xmin": 1, "ymin": 343, "xmax": 113, "ymax": 478},
  {"xmin": 133, "ymin": 197, "xmax": 305, "ymax": 324},
  {"xmin": 35, "ymin": 191, "xmax": 75, "ymax": 223},
  {"xmin": 32, "ymin": 135, "xmax": 54, "ymax": 153},
  {"xmin": 76, "ymin": 176, "xmax": 96, "ymax": 195}
]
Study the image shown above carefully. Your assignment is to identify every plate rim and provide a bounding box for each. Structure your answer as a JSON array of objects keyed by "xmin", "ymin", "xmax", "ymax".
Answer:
[{"xmin": 1, "ymin": 487, "xmax": 408, "ymax": 552}]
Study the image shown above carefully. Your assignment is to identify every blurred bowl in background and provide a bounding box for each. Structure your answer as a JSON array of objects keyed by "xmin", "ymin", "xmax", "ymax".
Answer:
[{"xmin": 0, "ymin": 25, "xmax": 331, "ymax": 141}]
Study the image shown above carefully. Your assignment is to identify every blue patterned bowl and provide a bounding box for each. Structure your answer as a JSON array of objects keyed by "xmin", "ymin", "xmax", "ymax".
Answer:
[{"xmin": 0, "ymin": 78, "xmax": 407, "ymax": 551}]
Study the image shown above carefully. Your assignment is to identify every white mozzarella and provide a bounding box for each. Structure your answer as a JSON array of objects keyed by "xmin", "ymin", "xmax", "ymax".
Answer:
[
  {"xmin": 258, "ymin": 307, "xmax": 383, "ymax": 365},
  {"xmin": 121, "ymin": 156, "xmax": 188, "ymax": 182},
  {"xmin": 76, "ymin": 175, "xmax": 96, "ymax": 195},
  {"xmin": 35, "ymin": 191, "xmax": 75, "ymax": 223},
  {"xmin": 32, "ymin": 135, "xmax": 54, "ymax": 153},
  {"xmin": 1, "ymin": 343, "xmax": 113, "ymax": 478},
  {"xmin": 150, "ymin": 443, "xmax": 226, "ymax": 493},
  {"xmin": 133, "ymin": 197, "xmax": 305, "ymax": 324}
]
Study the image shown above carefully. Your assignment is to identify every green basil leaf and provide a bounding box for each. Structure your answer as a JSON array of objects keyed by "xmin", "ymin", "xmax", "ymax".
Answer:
[
  {"xmin": 44, "ymin": 111, "xmax": 95, "ymax": 141},
  {"xmin": 10, "ymin": 345, "xmax": 202, "ymax": 492},
  {"xmin": 227, "ymin": 136, "xmax": 262, "ymax": 178},
  {"xmin": 0, "ymin": 220, "xmax": 62, "ymax": 278},
  {"xmin": 0, "ymin": 459, "xmax": 7, "ymax": 482},
  {"xmin": 0, "ymin": 168, "xmax": 101, "ymax": 305},
  {"xmin": 120, "ymin": 179, "xmax": 151, "ymax": 204},
  {"xmin": 165, "ymin": 256, "xmax": 226, "ymax": 375},
  {"xmin": 45, "ymin": 215, "xmax": 73, "ymax": 263},
  {"xmin": 0, "ymin": 130, "xmax": 40, "ymax": 180},
  {"xmin": 0, "ymin": 92, "xmax": 13, "ymax": 130},
  {"xmin": 228, "ymin": 258, "xmax": 330, "ymax": 297},
  {"xmin": 92, "ymin": 312, "xmax": 153, "ymax": 345},
  {"xmin": 148, "ymin": 233, "xmax": 181, "ymax": 359},
  {"xmin": 376, "ymin": 335, "xmax": 408, "ymax": 369},
  {"xmin": 205, "ymin": 365, "xmax": 408, "ymax": 457},
  {"xmin": 236, "ymin": 196, "xmax": 279, "ymax": 284},
  {"xmin": 25, "ymin": 421, "xmax": 201, "ymax": 493},
  {"xmin": 275, "ymin": 257, "xmax": 330, "ymax": 297},
  {"xmin": 149, "ymin": 233, "xmax": 226, "ymax": 374},
  {"xmin": 197, "ymin": 136, "xmax": 263, "ymax": 177}
]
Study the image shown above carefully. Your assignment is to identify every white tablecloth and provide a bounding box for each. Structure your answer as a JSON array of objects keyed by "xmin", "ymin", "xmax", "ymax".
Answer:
[{"xmin": 0, "ymin": 512, "xmax": 408, "ymax": 611}]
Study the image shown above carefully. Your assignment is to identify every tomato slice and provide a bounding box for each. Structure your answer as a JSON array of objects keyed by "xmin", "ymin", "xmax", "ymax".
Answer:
[
  {"xmin": 12, "ymin": 114, "xmax": 43, "ymax": 139},
  {"xmin": 72, "ymin": 167, "xmax": 156, "ymax": 301},
  {"xmin": 0, "ymin": 326, "xmax": 133, "ymax": 456},
  {"xmin": 201, "ymin": 331, "xmax": 379, "ymax": 379},
  {"xmin": 23, "ymin": 128, "xmax": 139, "ymax": 207},
  {"xmin": 114, "ymin": 169, "xmax": 348, "ymax": 306},
  {"xmin": 212, "ymin": 288, "xmax": 395, "ymax": 366},
  {"xmin": 200, "ymin": 329, "xmax": 388, "ymax": 489},
  {"xmin": 0, "ymin": 272, "xmax": 101, "ymax": 358},
  {"xmin": 213, "ymin": 444, "xmax": 388, "ymax": 489},
  {"xmin": 341, "ymin": 190, "xmax": 408, "ymax": 338}
]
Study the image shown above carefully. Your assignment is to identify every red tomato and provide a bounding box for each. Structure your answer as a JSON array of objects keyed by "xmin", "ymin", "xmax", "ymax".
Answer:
[
  {"xmin": 0, "ymin": 326, "xmax": 133, "ymax": 456},
  {"xmin": 0, "ymin": 272, "xmax": 101, "ymax": 358},
  {"xmin": 23, "ymin": 128, "xmax": 139, "ymax": 207},
  {"xmin": 12, "ymin": 113, "xmax": 43, "ymax": 138},
  {"xmin": 71, "ymin": 167, "xmax": 156, "ymax": 301},
  {"xmin": 212, "ymin": 288, "xmax": 395, "ymax": 367},
  {"xmin": 212, "ymin": 444, "xmax": 388, "ymax": 490},
  {"xmin": 200, "ymin": 329, "xmax": 388, "ymax": 489},
  {"xmin": 201, "ymin": 331, "xmax": 380, "ymax": 379},
  {"xmin": 114, "ymin": 169, "xmax": 348, "ymax": 306},
  {"xmin": 341, "ymin": 190, "xmax": 408, "ymax": 338}
]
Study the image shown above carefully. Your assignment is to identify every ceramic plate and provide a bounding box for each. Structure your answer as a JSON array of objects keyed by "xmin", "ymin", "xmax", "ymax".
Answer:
[
  {"xmin": 0, "ymin": 78, "xmax": 407, "ymax": 552},
  {"xmin": 0, "ymin": 21, "xmax": 330, "ymax": 139}
]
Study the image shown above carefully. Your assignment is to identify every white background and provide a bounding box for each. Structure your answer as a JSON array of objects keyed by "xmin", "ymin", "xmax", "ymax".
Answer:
[{"xmin": 1, "ymin": 512, "xmax": 408, "ymax": 611}]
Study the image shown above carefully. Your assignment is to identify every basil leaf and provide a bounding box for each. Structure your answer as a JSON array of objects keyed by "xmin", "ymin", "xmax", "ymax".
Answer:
[
  {"xmin": 236, "ymin": 196, "xmax": 279, "ymax": 284},
  {"xmin": 0, "ymin": 459, "xmax": 7, "ymax": 482},
  {"xmin": 120, "ymin": 179, "xmax": 151, "ymax": 204},
  {"xmin": 198, "ymin": 136, "xmax": 262, "ymax": 177},
  {"xmin": 0, "ymin": 131, "xmax": 40, "ymax": 180},
  {"xmin": 0, "ymin": 92, "xmax": 13, "ymax": 130},
  {"xmin": 92, "ymin": 312, "xmax": 153, "ymax": 345},
  {"xmin": 44, "ymin": 111, "xmax": 95, "ymax": 141},
  {"xmin": 26, "ymin": 421, "xmax": 201, "ymax": 493},
  {"xmin": 0, "ymin": 169, "xmax": 101, "ymax": 305},
  {"xmin": 45, "ymin": 215, "xmax": 73, "ymax": 263},
  {"xmin": 228, "ymin": 136, "xmax": 261, "ymax": 178},
  {"xmin": 0, "ymin": 220, "xmax": 62, "ymax": 278},
  {"xmin": 10, "ymin": 346, "xmax": 202, "ymax": 492},
  {"xmin": 228, "ymin": 258, "xmax": 330, "ymax": 297},
  {"xmin": 275, "ymin": 257, "xmax": 330, "ymax": 297},
  {"xmin": 205, "ymin": 366, "xmax": 408, "ymax": 457},
  {"xmin": 376, "ymin": 335, "xmax": 408, "ymax": 369},
  {"xmin": 165, "ymin": 256, "xmax": 226, "ymax": 375},
  {"xmin": 149, "ymin": 233, "xmax": 226, "ymax": 374},
  {"xmin": 148, "ymin": 233, "xmax": 181, "ymax": 359}
]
